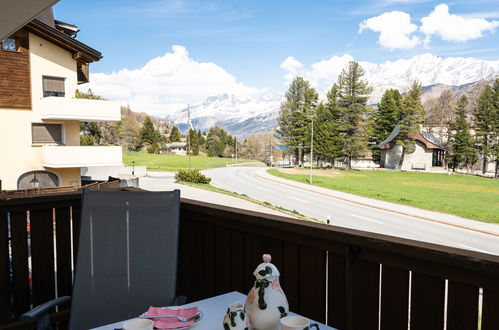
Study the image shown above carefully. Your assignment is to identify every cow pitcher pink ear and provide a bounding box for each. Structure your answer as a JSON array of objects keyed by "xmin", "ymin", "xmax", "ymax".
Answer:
[{"xmin": 263, "ymin": 254, "xmax": 271, "ymax": 263}]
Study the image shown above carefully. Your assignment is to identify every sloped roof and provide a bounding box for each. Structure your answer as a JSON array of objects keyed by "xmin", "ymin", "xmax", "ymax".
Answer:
[
  {"xmin": 421, "ymin": 132, "xmax": 443, "ymax": 147},
  {"xmin": 25, "ymin": 19, "xmax": 101, "ymax": 63},
  {"xmin": 377, "ymin": 125, "xmax": 445, "ymax": 150},
  {"xmin": 168, "ymin": 142, "xmax": 187, "ymax": 148},
  {"xmin": 376, "ymin": 125, "xmax": 400, "ymax": 149},
  {"xmin": 0, "ymin": 0, "xmax": 59, "ymax": 40},
  {"xmin": 414, "ymin": 132, "xmax": 444, "ymax": 149}
]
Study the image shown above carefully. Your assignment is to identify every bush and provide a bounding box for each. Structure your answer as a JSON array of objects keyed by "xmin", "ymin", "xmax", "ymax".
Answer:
[
  {"xmin": 80, "ymin": 135, "xmax": 95, "ymax": 146},
  {"xmin": 175, "ymin": 169, "xmax": 211, "ymax": 184},
  {"xmin": 147, "ymin": 143, "xmax": 160, "ymax": 154}
]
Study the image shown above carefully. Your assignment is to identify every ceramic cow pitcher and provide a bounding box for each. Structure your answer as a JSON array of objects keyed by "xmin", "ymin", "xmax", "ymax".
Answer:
[
  {"xmin": 223, "ymin": 302, "xmax": 249, "ymax": 330},
  {"xmin": 245, "ymin": 254, "xmax": 289, "ymax": 330}
]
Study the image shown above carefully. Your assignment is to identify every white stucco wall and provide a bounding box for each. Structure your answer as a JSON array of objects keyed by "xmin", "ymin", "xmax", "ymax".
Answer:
[
  {"xmin": 81, "ymin": 166, "xmax": 147, "ymax": 181},
  {"xmin": 351, "ymin": 159, "xmax": 378, "ymax": 168},
  {"xmin": 0, "ymin": 32, "xmax": 80, "ymax": 190}
]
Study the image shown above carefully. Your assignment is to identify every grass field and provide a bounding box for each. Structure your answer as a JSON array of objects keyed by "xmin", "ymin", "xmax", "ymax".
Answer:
[
  {"xmin": 123, "ymin": 151, "xmax": 261, "ymax": 172},
  {"xmin": 268, "ymin": 168, "xmax": 499, "ymax": 223}
]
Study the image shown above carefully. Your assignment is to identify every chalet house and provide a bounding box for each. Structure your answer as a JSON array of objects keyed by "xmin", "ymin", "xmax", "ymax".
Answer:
[
  {"xmin": 0, "ymin": 8, "xmax": 122, "ymax": 190},
  {"xmin": 165, "ymin": 142, "xmax": 187, "ymax": 155},
  {"xmin": 378, "ymin": 125, "xmax": 446, "ymax": 171}
]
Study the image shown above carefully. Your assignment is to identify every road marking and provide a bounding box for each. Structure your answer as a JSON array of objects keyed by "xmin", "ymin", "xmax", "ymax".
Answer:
[
  {"xmin": 287, "ymin": 196, "xmax": 309, "ymax": 204},
  {"xmin": 253, "ymin": 170, "xmax": 499, "ymax": 238},
  {"xmin": 459, "ymin": 244, "xmax": 495, "ymax": 255},
  {"xmin": 348, "ymin": 213, "xmax": 383, "ymax": 224}
]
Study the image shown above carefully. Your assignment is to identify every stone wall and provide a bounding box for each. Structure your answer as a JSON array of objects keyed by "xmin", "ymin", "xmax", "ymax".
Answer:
[{"xmin": 381, "ymin": 141, "xmax": 434, "ymax": 170}]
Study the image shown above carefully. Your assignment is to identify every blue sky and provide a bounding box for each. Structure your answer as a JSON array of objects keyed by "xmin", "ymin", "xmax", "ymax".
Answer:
[{"xmin": 53, "ymin": 0, "xmax": 499, "ymax": 116}]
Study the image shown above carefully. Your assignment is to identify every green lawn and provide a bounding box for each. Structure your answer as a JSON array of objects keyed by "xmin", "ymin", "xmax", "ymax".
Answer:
[
  {"xmin": 268, "ymin": 168, "xmax": 499, "ymax": 223},
  {"xmin": 123, "ymin": 151, "xmax": 261, "ymax": 172}
]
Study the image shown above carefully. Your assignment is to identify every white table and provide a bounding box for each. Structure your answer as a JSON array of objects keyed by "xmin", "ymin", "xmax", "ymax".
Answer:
[{"xmin": 93, "ymin": 291, "xmax": 336, "ymax": 330}]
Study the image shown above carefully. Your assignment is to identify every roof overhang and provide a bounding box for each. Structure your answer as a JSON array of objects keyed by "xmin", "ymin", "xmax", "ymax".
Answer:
[
  {"xmin": 379, "ymin": 134, "xmax": 445, "ymax": 150},
  {"xmin": 415, "ymin": 133, "xmax": 444, "ymax": 150},
  {"xmin": 25, "ymin": 19, "xmax": 102, "ymax": 63},
  {"xmin": 0, "ymin": 0, "xmax": 60, "ymax": 40}
]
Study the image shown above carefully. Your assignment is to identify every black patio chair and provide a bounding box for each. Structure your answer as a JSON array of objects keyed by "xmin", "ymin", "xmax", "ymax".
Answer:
[{"xmin": 21, "ymin": 189, "xmax": 185, "ymax": 330}]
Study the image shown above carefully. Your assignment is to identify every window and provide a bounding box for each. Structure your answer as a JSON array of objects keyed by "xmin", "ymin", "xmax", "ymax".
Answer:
[
  {"xmin": 32, "ymin": 123, "xmax": 63, "ymax": 144},
  {"xmin": 43, "ymin": 76, "xmax": 65, "ymax": 97},
  {"xmin": 1, "ymin": 38, "xmax": 16, "ymax": 51}
]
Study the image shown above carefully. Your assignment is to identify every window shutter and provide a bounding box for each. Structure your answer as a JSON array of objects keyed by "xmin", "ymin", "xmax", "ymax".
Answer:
[
  {"xmin": 43, "ymin": 77, "xmax": 65, "ymax": 93},
  {"xmin": 32, "ymin": 123, "xmax": 63, "ymax": 144}
]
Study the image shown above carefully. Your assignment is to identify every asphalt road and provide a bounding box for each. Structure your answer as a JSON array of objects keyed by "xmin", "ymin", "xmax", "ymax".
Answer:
[{"xmin": 207, "ymin": 166, "xmax": 499, "ymax": 256}]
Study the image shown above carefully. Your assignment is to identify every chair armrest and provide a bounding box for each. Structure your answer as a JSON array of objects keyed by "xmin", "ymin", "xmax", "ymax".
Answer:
[
  {"xmin": 20, "ymin": 296, "xmax": 71, "ymax": 320},
  {"xmin": 172, "ymin": 295, "xmax": 187, "ymax": 306}
]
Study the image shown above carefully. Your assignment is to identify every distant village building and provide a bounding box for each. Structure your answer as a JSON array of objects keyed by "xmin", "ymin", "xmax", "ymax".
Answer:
[
  {"xmin": 378, "ymin": 125, "xmax": 446, "ymax": 171},
  {"xmin": 165, "ymin": 142, "xmax": 187, "ymax": 155}
]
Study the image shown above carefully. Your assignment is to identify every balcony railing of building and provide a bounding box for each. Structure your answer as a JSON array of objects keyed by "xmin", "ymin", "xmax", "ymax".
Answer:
[
  {"xmin": 42, "ymin": 145, "xmax": 123, "ymax": 168},
  {"xmin": 39, "ymin": 97, "xmax": 121, "ymax": 122},
  {"xmin": 0, "ymin": 192, "xmax": 498, "ymax": 330}
]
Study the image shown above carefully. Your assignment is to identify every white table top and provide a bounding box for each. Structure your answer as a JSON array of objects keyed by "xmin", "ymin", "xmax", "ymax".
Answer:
[{"xmin": 93, "ymin": 291, "xmax": 335, "ymax": 330}]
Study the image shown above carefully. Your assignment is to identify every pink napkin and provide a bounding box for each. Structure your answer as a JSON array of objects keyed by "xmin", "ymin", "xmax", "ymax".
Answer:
[{"xmin": 145, "ymin": 306, "xmax": 198, "ymax": 329}]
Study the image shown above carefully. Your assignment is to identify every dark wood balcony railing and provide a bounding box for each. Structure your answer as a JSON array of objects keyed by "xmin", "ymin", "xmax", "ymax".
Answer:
[{"xmin": 0, "ymin": 192, "xmax": 498, "ymax": 330}]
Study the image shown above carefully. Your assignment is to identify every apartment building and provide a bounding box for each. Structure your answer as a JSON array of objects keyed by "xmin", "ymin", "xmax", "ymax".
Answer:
[{"xmin": 0, "ymin": 8, "xmax": 121, "ymax": 190}]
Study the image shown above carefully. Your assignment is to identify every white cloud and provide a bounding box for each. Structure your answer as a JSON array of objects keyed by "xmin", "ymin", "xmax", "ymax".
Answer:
[
  {"xmin": 308, "ymin": 54, "xmax": 355, "ymax": 86},
  {"xmin": 86, "ymin": 45, "xmax": 261, "ymax": 117},
  {"xmin": 420, "ymin": 4, "xmax": 499, "ymax": 42},
  {"xmin": 359, "ymin": 11, "xmax": 421, "ymax": 49},
  {"xmin": 279, "ymin": 54, "xmax": 355, "ymax": 88},
  {"xmin": 280, "ymin": 56, "xmax": 303, "ymax": 73},
  {"xmin": 280, "ymin": 56, "xmax": 304, "ymax": 83}
]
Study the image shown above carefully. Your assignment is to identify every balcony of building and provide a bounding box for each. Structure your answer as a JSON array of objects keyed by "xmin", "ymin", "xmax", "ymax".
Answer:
[
  {"xmin": 41, "ymin": 145, "xmax": 122, "ymax": 168},
  {"xmin": 39, "ymin": 97, "xmax": 121, "ymax": 122},
  {"xmin": 0, "ymin": 190, "xmax": 497, "ymax": 330}
]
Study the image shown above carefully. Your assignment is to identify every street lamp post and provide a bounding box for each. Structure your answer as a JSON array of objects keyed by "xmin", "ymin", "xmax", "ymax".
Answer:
[
  {"xmin": 310, "ymin": 118, "xmax": 313, "ymax": 184},
  {"xmin": 132, "ymin": 161, "xmax": 135, "ymax": 176},
  {"xmin": 187, "ymin": 104, "xmax": 191, "ymax": 170}
]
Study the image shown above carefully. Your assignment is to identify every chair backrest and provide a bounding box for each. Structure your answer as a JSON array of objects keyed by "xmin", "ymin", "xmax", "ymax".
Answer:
[{"xmin": 69, "ymin": 189, "xmax": 181, "ymax": 330}]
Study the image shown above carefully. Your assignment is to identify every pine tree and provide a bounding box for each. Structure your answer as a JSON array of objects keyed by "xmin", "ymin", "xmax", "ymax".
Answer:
[
  {"xmin": 139, "ymin": 116, "xmax": 161, "ymax": 145},
  {"xmin": 206, "ymin": 126, "xmax": 231, "ymax": 157},
  {"xmin": 491, "ymin": 79, "xmax": 499, "ymax": 178},
  {"xmin": 314, "ymin": 84, "xmax": 343, "ymax": 166},
  {"xmin": 395, "ymin": 81, "xmax": 425, "ymax": 169},
  {"xmin": 336, "ymin": 61, "xmax": 373, "ymax": 170},
  {"xmin": 369, "ymin": 89, "xmax": 402, "ymax": 163},
  {"xmin": 169, "ymin": 126, "xmax": 181, "ymax": 142},
  {"xmin": 473, "ymin": 84, "xmax": 495, "ymax": 174},
  {"xmin": 448, "ymin": 96, "xmax": 476, "ymax": 171},
  {"xmin": 197, "ymin": 130, "xmax": 206, "ymax": 147},
  {"xmin": 275, "ymin": 77, "xmax": 318, "ymax": 166},
  {"xmin": 188, "ymin": 128, "xmax": 199, "ymax": 156}
]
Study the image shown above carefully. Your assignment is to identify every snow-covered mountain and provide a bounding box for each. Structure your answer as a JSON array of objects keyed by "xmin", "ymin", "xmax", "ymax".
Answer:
[
  {"xmin": 362, "ymin": 53, "xmax": 499, "ymax": 103},
  {"xmin": 169, "ymin": 93, "xmax": 283, "ymax": 136},
  {"xmin": 168, "ymin": 54, "xmax": 499, "ymax": 136}
]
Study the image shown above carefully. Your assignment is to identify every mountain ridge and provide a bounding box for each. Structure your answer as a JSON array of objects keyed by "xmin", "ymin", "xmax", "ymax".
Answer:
[{"xmin": 167, "ymin": 54, "xmax": 499, "ymax": 137}]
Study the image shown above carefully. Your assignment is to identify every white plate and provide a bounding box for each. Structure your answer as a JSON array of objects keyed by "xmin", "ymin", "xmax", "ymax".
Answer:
[{"xmin": 139, "ymin": 307, "xmax": 203, "ymax": 330}]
